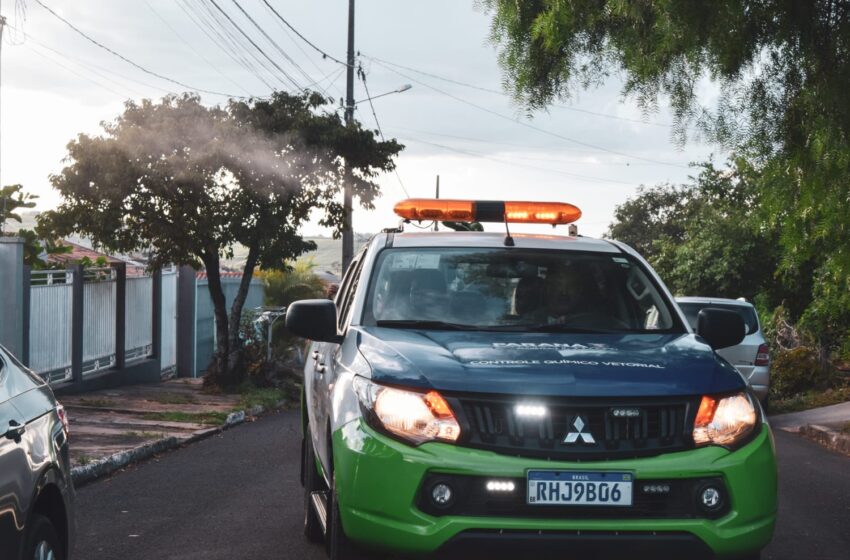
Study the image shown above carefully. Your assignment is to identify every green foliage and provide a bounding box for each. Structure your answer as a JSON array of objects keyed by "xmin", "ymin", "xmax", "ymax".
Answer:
[
  {"xmin": 486, "ymin": 0, "xmax": 850, "ymax": 360},
  {"xmin": 262, "ymin": 259, "xmax": 328, "ymax": 308},
  {"xmin": 607, "ymin": 160, "xmax": 790, "ymax": 303},
  {"xmin": 769, "ymin": 347, "xmax": 831, "ymax": 401},
  {"xmin": 0, "ymin": 184, "xmax": 37, "ymax": 234},
  {"xmin": 43, "ymin": 92, "xmax": 401, "ymax": 388}
]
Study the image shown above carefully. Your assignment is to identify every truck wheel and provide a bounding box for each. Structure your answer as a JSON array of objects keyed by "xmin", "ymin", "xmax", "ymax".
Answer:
[
  {"xmin": 303, "ymin": 434, "xmax": 325, "ymax": 543},
  {"xmin": 23, "ymin": 514, "xmax": 64, "ymax": 560},
  {"xmin": 327, "ymin": 480, "xmax": 371, "ymax": 560}
]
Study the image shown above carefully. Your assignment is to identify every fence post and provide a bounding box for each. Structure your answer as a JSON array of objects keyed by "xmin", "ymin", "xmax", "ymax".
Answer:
[
  {"xmin": 0, "ymin": 237, "xmax": 25, "ymax": 359},
  {"xmin": 70, "ymin": 264, "xmax": 84, "ymax": 383},
  {"xmin": 176, "ymin": 266, "xmax": 197, "ymax": 377},
  {"xmin": 21, "ymin": 265, "xmax": 31, "ymax": 366},
  {"xmin": 152, "ymin": 268, "xmax": 162, "ymax": 369},
  {"xmin": 114, "ymin": 263, "xmax": 126, "ymax": 371}
]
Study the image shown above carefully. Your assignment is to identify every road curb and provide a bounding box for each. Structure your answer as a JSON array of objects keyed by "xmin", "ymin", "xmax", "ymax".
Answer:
[
  {"xmin": 798, "ymin": 424, "xmax": 850, "ymax": 457},
  {"xmin": 70, "ymin": 401, "xmax": 286, "ymax": 486}
]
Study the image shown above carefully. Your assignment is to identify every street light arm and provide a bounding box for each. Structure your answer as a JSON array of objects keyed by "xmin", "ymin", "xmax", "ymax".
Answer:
[{"xmin": 354, "ymin": 84, "xmax": 412, "ymax": 105}]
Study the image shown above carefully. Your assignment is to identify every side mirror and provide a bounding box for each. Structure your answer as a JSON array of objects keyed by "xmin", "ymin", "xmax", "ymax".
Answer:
[
  {"xmin": 285, "ymin": 299, "xmax": 342, "ymax": 344},
  {"xmin": 697, "ymin": 308, "xmax": 746, "ymax": 350}
]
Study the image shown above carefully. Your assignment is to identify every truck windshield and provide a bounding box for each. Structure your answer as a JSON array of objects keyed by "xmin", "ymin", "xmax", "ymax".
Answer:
[{"xmin": 364, "ymin": 248, "xmax": 683, "ymax": 333}]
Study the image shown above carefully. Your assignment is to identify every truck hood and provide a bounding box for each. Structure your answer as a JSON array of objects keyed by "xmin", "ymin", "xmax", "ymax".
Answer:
[{"xmin": 355, "ymin": 327, "xmax": 745, "ymax": 398}]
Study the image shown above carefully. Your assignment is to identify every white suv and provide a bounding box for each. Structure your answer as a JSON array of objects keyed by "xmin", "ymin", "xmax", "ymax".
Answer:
[{"xmin": 676, "ymin": 297, "xmax": 770, "ymax": 403}]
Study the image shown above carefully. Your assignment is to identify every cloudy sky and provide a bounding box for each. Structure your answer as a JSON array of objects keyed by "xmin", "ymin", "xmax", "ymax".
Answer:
[{"xmin": 3, "ymin": 0, "xmax": 724, "ymax": 238}]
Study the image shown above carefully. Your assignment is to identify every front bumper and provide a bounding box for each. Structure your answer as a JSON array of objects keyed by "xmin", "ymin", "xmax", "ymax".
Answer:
[{"xmin": 332, "ymin": 419, "xmax": 777, "ymax": 558}]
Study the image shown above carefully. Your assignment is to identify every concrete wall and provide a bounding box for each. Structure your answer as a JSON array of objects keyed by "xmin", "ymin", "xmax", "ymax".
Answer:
[{"xmin": 0, "ymin": 238, "xmax": 24, "ymax": 358}]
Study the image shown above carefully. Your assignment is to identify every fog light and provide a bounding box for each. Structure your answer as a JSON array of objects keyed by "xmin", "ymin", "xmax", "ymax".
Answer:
[
  {"xmin": 431, "ymin": 483, "xmax": 453, "ymax": 507},
  {"xmin": 486, "ymin": 480, "xmax": 516, "ymax": 492},
  {"xmin": 700, "ymin": 486, "xmax": 722, "ymax": 510}
]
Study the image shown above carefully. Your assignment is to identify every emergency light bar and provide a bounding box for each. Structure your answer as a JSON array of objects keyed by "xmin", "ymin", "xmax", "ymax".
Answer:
[{"xmin": 393, "ymin": 199, "xmax": 582, "ymax": 225}]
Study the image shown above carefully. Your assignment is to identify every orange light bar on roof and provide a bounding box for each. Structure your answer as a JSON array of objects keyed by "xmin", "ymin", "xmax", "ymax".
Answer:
[{"xmin": 393, "ymin": 199, "xmax": 582, "ymax": 225}]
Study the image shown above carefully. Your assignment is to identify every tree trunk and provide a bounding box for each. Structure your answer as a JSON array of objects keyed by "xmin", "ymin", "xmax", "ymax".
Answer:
[
  {"xmin": 202, "ymin": 252, "xmax": 236, "ymax": 387},
  {"xmin": 225, "ymin": 240, "xmax": 260, "ymax": 381}
]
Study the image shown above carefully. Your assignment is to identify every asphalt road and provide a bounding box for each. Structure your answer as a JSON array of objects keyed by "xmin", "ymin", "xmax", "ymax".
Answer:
[{"xmin": 74, "ymin": 411, "xmax": 850, "ymax": 560}]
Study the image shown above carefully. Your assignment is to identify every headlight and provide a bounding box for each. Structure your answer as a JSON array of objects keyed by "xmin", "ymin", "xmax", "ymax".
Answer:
[
  {"xmin": 693, "ymin": 392, "xmax": 758, "ymax": 447},
  {"xmin": 353, "ymin": 377, "xmax": 461, "ymax": 445}
]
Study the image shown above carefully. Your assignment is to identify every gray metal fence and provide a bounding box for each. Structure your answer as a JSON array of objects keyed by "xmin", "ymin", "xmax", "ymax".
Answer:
[
  {"xmin": 125, "ymin": 274, "xmax": 153, "ymax": 362},
  {"xmin": 81, "ymin": 268, "xmax": 117, "ymax": 376},
  {"xmin": 28, "ymin": 270, "xmax": 74, "ymax": 383},
  {"xmin": 160, "ymin": 268, "xmax": 178, "ymax": 376}
]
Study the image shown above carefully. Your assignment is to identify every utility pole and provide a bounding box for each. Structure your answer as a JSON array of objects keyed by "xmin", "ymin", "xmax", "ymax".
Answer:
[
  {"xmin": 434, "ymin": 175, "xmax": 440, "ymax": 231},
  {"xmin": 341, "ymin": 0, "xmax": 355, "ymax": 273}
]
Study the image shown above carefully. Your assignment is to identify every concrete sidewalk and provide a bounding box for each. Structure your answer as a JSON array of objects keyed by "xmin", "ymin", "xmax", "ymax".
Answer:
[
  {"xmin": 58, "ymin": 378, "xmax": 283, "ymax": 484},
  {"xmin": 770, "ymin": 401, "xmax": 850, "ymax": 457},
  {"xmin": 771, "ymin": 400, "xmax": 850, "ymax": 430}
]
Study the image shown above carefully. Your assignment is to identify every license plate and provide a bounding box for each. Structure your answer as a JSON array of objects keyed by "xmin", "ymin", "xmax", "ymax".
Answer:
[{"xmin": 527, "ymin": 470, "xmax": 633, "ymax": 506}]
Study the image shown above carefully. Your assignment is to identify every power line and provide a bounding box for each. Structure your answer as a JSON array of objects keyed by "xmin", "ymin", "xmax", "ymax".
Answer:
[
  {"xmin": 385, "ymin": 125, "xmax": 679, "ymax": 166},
  {"xmin": 359, "ymin": 69, "xmax": 409, "ymax": 198},
  {"xmin": 258, "ymin": 0, "xmax": 350, "ymax": 67},
  {"xmin": 25, "ymin": 43, "xmax": 130, "ymax": 98},
  {"xmin": 190, "ymin": 0, "xmax": 283, "ymax": 89},
  {"xmin": 33, "ymin": 0, "xmax": 241, "ymax": 98},
  {"xmin": 402, "ymin": 136, "xmax": 637, "ymax": 186},
  {"xmin": 228, "ymin": 0, "xmax": 315, "ymax": 88},
  {"xmin": 142, "ymin": 0, "xmax": 251, "ymax": 96},
  {"xmin": 365, "ymin": 55, "xmax": 675, "ymax": 130},
  {"xmin": 29, "ymin": 41, "xmax": 145, "ymax": 97},
  {"xmin": 15, "ymin": 24, "xmax": 174, "ymax": 95},
  {"xmin": 370, "ymin": 58, "xmax": 689, "ymax": 169},
  {"xmin": 177, "ymin": 0, "xmax": 275, "ymax": 90},
  {"xmin": 204, "ymin": 0, "xmax": 303, "ymax": 90}
]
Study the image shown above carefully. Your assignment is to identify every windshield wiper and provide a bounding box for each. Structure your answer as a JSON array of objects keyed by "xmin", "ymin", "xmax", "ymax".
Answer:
[{"xmin": 375, "ymin": 320, "xmax": 479, "ymax": 331}]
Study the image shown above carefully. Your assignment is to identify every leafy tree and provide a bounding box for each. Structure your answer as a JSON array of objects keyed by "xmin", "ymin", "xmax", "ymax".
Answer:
[
  {"xmin": 485, "ymin": 0, "xmax": 850, "ymax": 355},
  {"xmin": 607, "ymin": 160, "xmax": 803, "ymax": 305},
  {"xmin": 262, "ymin": 259, "xmax": 328, "ymax": 309},
  {"xmin": 606, "ymin": 183, "xmax": 693, "ymax": 261},
  {"xmin": 0, "ymin": 184, "xmax": 37, "ymax": 235},
  {"xmin": 43, "ymin": 92, "xmax": 401, "ymax": 387}
]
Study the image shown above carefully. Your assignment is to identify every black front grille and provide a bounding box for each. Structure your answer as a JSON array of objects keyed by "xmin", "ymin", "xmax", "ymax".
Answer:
[
  {"xmin": 453, "ymin": 395, "xmax": 698, "ymax": 460},
  {"xmin": 418, "ymin": 473, "xmax": 730, "ymax": 520}
]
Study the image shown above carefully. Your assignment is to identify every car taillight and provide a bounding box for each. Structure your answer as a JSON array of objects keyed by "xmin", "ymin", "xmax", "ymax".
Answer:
[
  {"xmin": 755, "ymin": 344, "xmax": 770, "ymax": 366},
  {"xmin": 56, "ymin": 404, "xmax": 70, "ymax": 436}
]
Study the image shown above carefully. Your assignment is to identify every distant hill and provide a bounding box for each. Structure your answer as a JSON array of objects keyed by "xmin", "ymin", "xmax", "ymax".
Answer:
[{"xmin": 222, "ymin": 235, "xmax": 371, "ymax": 277}]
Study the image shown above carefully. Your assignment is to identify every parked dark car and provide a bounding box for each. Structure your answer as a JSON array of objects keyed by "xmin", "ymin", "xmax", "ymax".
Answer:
[{"xmin": 0, "ymin": 345, "xmax": 75, "ymax": 560}]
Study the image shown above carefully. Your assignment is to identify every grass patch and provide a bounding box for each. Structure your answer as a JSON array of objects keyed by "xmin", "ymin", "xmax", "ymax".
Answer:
[
  {"xmin": 770, "ymin": 385, "xmax": 850, "ymax": 414},
  {"xmin": 78, "ymin": 398, "xmax": 116, "ymax": 408},
  {"xmin": 76, "ymin": 455, "xmax": 94, "ymax": 465},
  {"xmin": 237, "ymin": 385, "xmax": 287, "ymax": 411},
  {"xmin": 145, "ymin": 392, "xmax": 198, "ymax": 405},
  {"xmin": 143, "ymin": 411, "xmax": 228, "ymax": 426}
]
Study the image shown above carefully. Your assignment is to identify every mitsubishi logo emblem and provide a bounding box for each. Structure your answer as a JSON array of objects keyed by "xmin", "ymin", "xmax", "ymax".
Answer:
[{"xmin": 563, "ymin": 415, "xmax": 596, "ymax": 445}]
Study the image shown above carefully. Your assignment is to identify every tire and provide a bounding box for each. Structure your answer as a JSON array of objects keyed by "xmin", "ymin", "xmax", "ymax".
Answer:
[
  {"xmin": 303, "ymin": 433, "xmax": 326, "ymax": 543},
  {"xmin": 326, "ymin": 481, "xmax": 371, "ymax": 560},
  {"xmin": 23, "ymin": 514, "xmax": 63, "ymax": 560}
]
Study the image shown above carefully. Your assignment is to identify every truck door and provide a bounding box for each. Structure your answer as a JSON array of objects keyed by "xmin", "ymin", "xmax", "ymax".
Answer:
[{"xmin": 312, "ymin": 257, "xmax": 365, "ymax": 472}]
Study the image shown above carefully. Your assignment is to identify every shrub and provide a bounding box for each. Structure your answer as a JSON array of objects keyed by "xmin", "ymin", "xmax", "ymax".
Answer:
[{"xmin": 769, "ymin": 347, "xmax": 831, "ymax": 400}]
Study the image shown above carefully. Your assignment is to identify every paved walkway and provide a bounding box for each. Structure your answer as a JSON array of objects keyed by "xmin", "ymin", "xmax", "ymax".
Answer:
[
  {"xmin": 771, "ymin": 400, "xmax": 850, "ymax": 430},
  {"xmin": 59, "ymin": 378, "xmax": 241, "ymax": 467}
]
